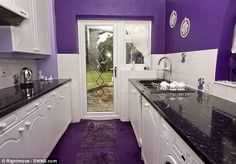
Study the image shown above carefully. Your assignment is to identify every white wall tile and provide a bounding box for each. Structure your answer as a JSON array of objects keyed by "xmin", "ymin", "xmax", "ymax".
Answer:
[
  {"xmin": 0, "ymin": 58, "xmax": 37, "ymax": 89},
  {"xmin": 167, "ymin": 49, "xmax": 218, "ymax": 90},
  {"xmin": 166, "ymin": 49, "xmax": 236, "ymax": 103}
]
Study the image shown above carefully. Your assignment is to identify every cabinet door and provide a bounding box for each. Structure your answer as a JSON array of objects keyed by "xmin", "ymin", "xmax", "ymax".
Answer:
[
  {"xmin": 64, "ymin": 90, "xmax": 72, "ymax": 126},
  {"xmin": 57, "ymin": 92, "xmax": 71, "ymax": 133},
  {"xmin": 129, "ymin": 85, "xmax": 136, "ymax": 130},
  {"xmin": 33, "ymin": 0, "xmax": 50, "ymax": 54},
  {"xmin": 0, "ymin": 121, "xmax": 26, "ymax": 158},
  {"xmin": 129, "ymin": 85, "xmax": 142, "ymax": 147},
  {"xmin": 12, "ymin": 0, "xmax": 36, "ymax": 53},
  {"xmin": 134, "ymin": 91, "xmax": 142, "ymax": 146},
  {"xmin": 141, "ymin": 100, "xmax": 156, "ymax": 164},
  {"xmin": 47, "ymin": 99, "xmax": 60, "ymax": 149},
  {"xmin": 24, "ymin": 106, "xmax": 48, "ymax": 158}
]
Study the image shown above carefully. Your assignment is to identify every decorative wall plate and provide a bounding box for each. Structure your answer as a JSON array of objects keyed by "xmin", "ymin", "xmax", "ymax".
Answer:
[
  {"xmin": 180, "ymin": 17, "xmax": 190, "ymax": 38},
  {"xmin": 169, "ymin": 10, "xmax": 177, "ymax": 28}
]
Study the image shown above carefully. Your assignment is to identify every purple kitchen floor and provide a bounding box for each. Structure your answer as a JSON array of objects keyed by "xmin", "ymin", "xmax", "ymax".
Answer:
[{"xmin": 49, "ymin": 119, "xmax": 144, "ymax": 164}]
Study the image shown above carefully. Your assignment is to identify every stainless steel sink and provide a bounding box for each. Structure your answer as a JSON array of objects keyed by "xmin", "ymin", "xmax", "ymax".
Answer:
[{"xmin": 138, "ymin": 79, "xmax": 195, "ymax": 94}]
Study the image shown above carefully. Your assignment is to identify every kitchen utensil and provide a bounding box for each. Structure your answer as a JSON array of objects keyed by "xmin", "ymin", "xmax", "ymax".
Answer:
[
  {"xmin": 160, "ymin": 81, "xmax": 169, "ymax": 90},
  {"xmin": 170, "ymin": 81, "xmax": 178, "ymax": 91},
  {"xmin": 20, "ymin": 67, "xmax": 33, "ymax": 87}
]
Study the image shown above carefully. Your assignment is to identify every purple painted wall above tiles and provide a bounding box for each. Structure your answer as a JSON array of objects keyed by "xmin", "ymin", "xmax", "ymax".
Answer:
[
  {"xmin": 54, "ymin": 0, "xmax": 166, "ymax": 54},
  {"xmin": 165, "ymin": 0, "xmax": 236, "ymax": 81},
  {"xmin": 165, "ymin": 0, "xmax": 229, "ymax": 53}
]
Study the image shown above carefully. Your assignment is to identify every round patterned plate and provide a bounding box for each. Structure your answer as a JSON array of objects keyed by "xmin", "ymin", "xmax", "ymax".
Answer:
[
  {"xmin": 180, "ymin": 17, "xmax": 190, "ymax": 38},
  {"xmin": 169, "ymin": 10, "xmax": 177, "ymax": 28}
]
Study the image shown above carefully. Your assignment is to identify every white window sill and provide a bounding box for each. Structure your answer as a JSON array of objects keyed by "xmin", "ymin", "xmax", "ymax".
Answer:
[{"xmin": 214, "ymin": 81, "xmax": 236, "ymax": 88}]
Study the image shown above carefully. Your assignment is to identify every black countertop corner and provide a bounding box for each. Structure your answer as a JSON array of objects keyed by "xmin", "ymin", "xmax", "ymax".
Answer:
[
  {"xmin": 129, "ymin": 79, "xmax": 236, "ymax": 164},
  {"xmin": 0, "ymin": 79, "xmax": 71, "ymax": 119}
]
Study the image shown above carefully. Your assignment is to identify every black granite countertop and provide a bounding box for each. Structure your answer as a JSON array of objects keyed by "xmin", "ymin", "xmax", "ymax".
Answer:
[
  {"xmin": 129, "ymin": 79, "xmax": 236, "ymax": 164},
  {"xmin": 0, "ymin": 79, "xmax": 71, "ymax": 119}
]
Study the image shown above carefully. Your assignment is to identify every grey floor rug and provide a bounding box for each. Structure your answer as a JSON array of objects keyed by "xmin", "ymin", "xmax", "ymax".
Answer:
[
  {"xmin": 81, "ymin": 121, "xmax": 117, "ymax": 148},
  {"xmin": 76, "ymin": 152, "xmax": 118, "ymax": 164}
]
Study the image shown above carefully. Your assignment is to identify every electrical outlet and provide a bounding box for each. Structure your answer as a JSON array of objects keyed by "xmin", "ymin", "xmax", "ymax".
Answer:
[{"xmin": 0, "ymin": 68, "xmax": 7, "ymax": 77}]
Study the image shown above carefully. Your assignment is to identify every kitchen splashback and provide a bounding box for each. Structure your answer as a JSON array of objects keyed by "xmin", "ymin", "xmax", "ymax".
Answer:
[{"xmin": 0, "ymin": 58, "xmax": 37, "ymax": 89}]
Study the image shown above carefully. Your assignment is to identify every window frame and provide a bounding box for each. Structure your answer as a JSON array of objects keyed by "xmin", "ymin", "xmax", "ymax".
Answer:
[{"xmin": 121, "ymin": 21, "xmax": 152, "ymax": 70}]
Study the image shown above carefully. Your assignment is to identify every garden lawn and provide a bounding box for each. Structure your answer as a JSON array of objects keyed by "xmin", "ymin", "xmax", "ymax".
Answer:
[{"xmin": 87, "ymin": 70, "xmax": 113, "ymax": 89}]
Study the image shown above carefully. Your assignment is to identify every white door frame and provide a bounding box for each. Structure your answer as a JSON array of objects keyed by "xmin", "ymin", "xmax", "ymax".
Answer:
[{"xmin": 77, "ymin": 20, "xmax": 120, "ymax": 120}]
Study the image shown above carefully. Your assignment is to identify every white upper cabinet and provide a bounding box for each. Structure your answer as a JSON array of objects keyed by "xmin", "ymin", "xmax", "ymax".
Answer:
[
  {"xmin": 11, "ymin": 0, "xmax": 35, "ymax": 53},
  {"xmin": 32, "ymin": 0, "xmax": 50, "ymax": 54},
  {"xmin": 0, "ymin": 0, "xmax": 52, "ymax": 56}
]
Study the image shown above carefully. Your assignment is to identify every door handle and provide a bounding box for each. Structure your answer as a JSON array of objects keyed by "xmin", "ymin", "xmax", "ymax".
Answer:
[
  {"xmin": 110, "ymin": 67, "xmax": 117, "ymax": 77},
  {"xmin": 114, "ymin": 67, "xmax": 117, "ymax": 78}
]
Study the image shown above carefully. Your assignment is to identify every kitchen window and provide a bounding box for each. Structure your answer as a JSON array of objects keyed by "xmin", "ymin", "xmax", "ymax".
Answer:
[{"xmin": 123, "ymin": 21, "xmax": 151, "ymax": 70}]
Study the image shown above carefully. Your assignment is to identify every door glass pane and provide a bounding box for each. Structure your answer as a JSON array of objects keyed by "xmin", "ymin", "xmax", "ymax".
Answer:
[
  {"xmin": 85, "ymin": 25, "xmax": 114, "ymax": 112},
  {"xmin": 126, "ymin": 42, "xmax": 144, "ymax": 64}
]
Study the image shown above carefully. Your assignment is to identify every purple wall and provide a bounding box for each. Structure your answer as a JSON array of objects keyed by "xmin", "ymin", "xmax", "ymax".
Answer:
[
  {"xmin": 165, "ymin": 0, "xmax": 236, "ymax": 81},
  {"xmin": 46, "ymin": 0, "xmax": 236, "ymax": 81},
  {"xmin": 54, "ymin": 0, "xmax": 166, "ymax": 54},
  {"xmin": 36, "ymin": 0, "xmax": 58, "ymax": 78},
  {"xmin": 216, "ymin": 0, "xmax": 236, "ymax": 81},
  {"xmin": 165, "ymin": 0, "xmax": 229, "ymax": 53}
]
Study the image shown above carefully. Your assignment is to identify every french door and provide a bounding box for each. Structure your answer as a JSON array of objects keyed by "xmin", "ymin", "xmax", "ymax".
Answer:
[{"xmin": 78, "ymin": 20, "xmax": 119, "ymax": 119}]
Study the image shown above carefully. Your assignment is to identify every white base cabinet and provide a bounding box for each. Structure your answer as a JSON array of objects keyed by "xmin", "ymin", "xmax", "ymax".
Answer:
[
  {"xmin": 141, "ymin": 97, "xmax": 161, "ymax": 164},
  {"xmin": 0, "ymin": 121, "xmax": 26, "ymax": 158},
  {"xmin": 0, "ymin": 82, "xmax": 72, "ymax": 158},
  {"xmin": 129, "ymin": 84, "xmax": 142, "ymax": 147},
  {"xmin": 129, "ymin": 82, "xmax": 204, "ymax": 164},
  {"xmin": 24, "ymin": 104, "xmax": 48, "ymax": 158}
]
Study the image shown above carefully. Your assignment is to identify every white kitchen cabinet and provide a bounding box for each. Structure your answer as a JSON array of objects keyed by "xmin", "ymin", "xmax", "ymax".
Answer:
[
  {"xmin": 47, "ymin": 96, "xmax": 61, "ymax": 149},
  {"xmin": 0, "ymin": 0, "xmax": 52, "ymax": 55},
  {"xmin": 59, "ymin": 85, "xmax": 72, "ymax": 131},
  {"xmin": 129, "ymin": 84, "xmax": 142, "ymax": 147},
  {"xmin": 11, "ymin": 0, "xmax": 35, "ymax": 53},
  {"xmin": 0, "ymin": 121, "xmax": 26, "ymax": 158},
  {"xmin": 47, "ymin": 83, "xmax": 72, "ymax": 155},
  {"xmin": 0, "ymin": 82, "xmax": 72, "ymax": 158},
  {"xmin": 24, "ymin": 104, "xmax": 48, "ymax": 158},
  {"xmin": 141, "ymin": 97, "xmax": 161, "ymax": 164},
  {"xmin": 32, "ymin": 0, "xmax": 50, "ymax": 54}
]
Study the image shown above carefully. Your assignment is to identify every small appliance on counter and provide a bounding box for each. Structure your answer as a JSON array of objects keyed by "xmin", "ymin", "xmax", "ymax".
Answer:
[{"xmin": 20, "ymin": 67, "xmax": 33, "ymax": 88}]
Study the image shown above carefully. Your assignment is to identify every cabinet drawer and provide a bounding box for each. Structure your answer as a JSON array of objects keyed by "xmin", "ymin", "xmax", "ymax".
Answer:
[
  {"xmin": 24, "ymin": 98, "xmax": 45, "ymax": 115},
  {"xmin": 0, "ymin": 111, "xmax": 22, "ymax": 134},
  {"xmin": 0, "ymin": 120, "xmax": 26, "ymax": 158},
  {"xmin": 47, "ymin": 91, "xmax": 57, "ymax": 101},
  {"xmin": 58, "ymin": 84, "xmax": 69, "ymax": 95}
]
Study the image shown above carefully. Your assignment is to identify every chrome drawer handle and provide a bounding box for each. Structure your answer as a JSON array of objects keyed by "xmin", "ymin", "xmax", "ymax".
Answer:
[
  {"xmin": 144, "ymin": 103, "xmax": 150, "ymax": 108},
  {"xmin": 0, "ymin": 123, "xmax": 7, "ymax": 129},
  {"xmin": 18, "ymin": 127, "xmax": 25, "ymax": 132},
  {"xmin": 47, "ymin": 105, "xmax": 52, "ymax": 110},
  {"xmin": 25, "ymin": 121, "xmax": 31, "ymax": 127},
  {"xmin": 35, "ymin": 103, "xmax": 40, "ymax": 107}
]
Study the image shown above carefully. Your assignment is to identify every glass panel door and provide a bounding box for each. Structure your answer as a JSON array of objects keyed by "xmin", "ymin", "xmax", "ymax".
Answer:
[{"xmin": 85, "ymin": 25, "xmax": 114, "ymax": 112}]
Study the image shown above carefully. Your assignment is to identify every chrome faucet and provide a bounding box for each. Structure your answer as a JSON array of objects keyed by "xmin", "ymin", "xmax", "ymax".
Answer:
[{"xmin": 157, "ymin": 56, "xmax": 172, "ymax": 81}]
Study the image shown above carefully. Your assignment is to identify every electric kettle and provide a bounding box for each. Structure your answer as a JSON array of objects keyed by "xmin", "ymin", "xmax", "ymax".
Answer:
[{"xmin": 20, "ymin": 67, "xmax": 33, "ymax": 87}]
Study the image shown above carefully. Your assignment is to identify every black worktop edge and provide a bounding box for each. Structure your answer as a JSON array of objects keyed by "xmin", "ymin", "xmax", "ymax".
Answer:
[
  {"xmin": 0, "ymin": 79, "xmax": 71, "ymax": 119},
  {"xmin": 129, "ymin": 79, "xmax": 213, "ymax": 164}
]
